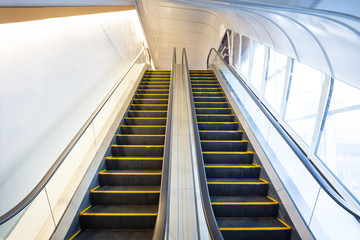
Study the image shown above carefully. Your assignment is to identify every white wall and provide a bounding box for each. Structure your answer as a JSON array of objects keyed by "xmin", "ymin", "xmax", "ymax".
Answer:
[{"xmin": 0, "ymin": 10, "xmax": 145, "ymax": 215}]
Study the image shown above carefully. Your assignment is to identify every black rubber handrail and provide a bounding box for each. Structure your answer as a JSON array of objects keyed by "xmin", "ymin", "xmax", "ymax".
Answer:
[
  {"xmin": 152, "ymin": 48, "xmax": 176, "ymax": 240},
  {"xmin": 207, "ymin": 47, "xmax": 360, "ymax": 220},
  {"xmin": 183, "ymin": 48, "xmax": 224, "ymax": 240},
  {"xmin": 0, "ymin": 48, "xmax": 152, "ymax": 226}
]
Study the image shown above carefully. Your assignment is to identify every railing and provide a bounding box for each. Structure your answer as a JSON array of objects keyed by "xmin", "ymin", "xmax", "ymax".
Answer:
[
  {"xmin": 183, "ymin": 48, "xmax": 224, "ymax": 240},
  {"xmin": 207, "ymin": 47, "xmax": 360, "ymax": 220},
  {"xmin": 0, "ymin": 48, "xmax": 151, "ymax": 236},
  {"xmin": 153, "ymin": 48, "xmax": 175, "ymax": 240}
]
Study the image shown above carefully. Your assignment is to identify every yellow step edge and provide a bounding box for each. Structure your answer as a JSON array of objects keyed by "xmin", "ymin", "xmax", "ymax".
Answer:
[
  {"xmin": 135, "ymin": 94, "xmax": 169, "ymax": 95},
  {"xmin": 195, "ymin": 108, "xmax": 231, "ymax": 109},
  {"xmin": 211, "ymin": 198, "xmax": 278, "ymax": 205},
  {"xmin": 116, "ymin": 134, "xmax": 165, "ymax": 136},
  {"xmin": 112, "ymin": 145, "xmax": 164, "ymax": 147},
  {"xmin": 194, "ymin": 97, "xmax": 226, "ymax": 98},
  {"xmin": 133, "ymin": 99, "xmax": 169, "ymax": 101},
  {"xmin": 198, "ymin": 122, "xmax": 239, "ymax": 124},
  {"xmin": 90, "ymin": 186, "xmax": 160, "ymax": 194},
  {"xmin": 82, "ymin": 213, "xmax": 157, "ymax": 216},
  {"xmin": 130, "ymin": 104, "xmax": 168, "ymax": 106},
  {"xmin": 219, "ymin": 226, "xmax": 290, "ymax": 231},
  {"xmin": 192, "ymin": 84, "xmax": 220, "ymax": 85},
  {"xmin": 69, "ymin": 230, "xmax": 81, "ymax": 240},
  {"xmin": 127, "ymin": 110, "xmax": 167, "ymax": 112},
  {"xmin": 193, "ymin": 92, "xmax": 223, "ymax": 93},
  {"xmin": 124, "ymin": 117, "xmax": 167, "ymax": 119},
  {"xmin": 205, "ymin": 164, "xmax": 260, "ymax": 168},
  {"xmin": 142, "ymin": 78, "xmax": 170, "ymax": 80},
  {"xmin": 207, "ymin": 178, "xmax": 269, "ymax": 185},
  {"xmin": 192, "ymin": 88, "xmax": 221, "ymax": 89},
  {"xmin": 277, "ymin": 217, "xmax": 292, "ymax": 229},
  {"xmin": 139, "ymin": 85, "xmax": 170, "ymax": 87},
  {"xmin": 99, "ymin": 170, "xmax": 162, "ymax": 175},
  {"xmin": 137, "ymin": 89, "xmax": 169, "ymax": 91},
  {"xmin": 120, "ymin": 125, "xmax": 166, "ymax": 127},
  {"xmin": 200, "ymin": 140, "xmax": 248, "ymax": 143},
  {"xmin": 194, "ymin": 102, "xmax": 229, "ymax": 103},
  {"xmin": 106, "ymin": 156, "xmax": 163, "ymax": 160},
  {"xmin": 80, "ymin": 205, "xmax": 93, "ymax": 215},
  {"xmin": 197, "ymin": 114, "xmax": 234, "ymax": 116},
  {"xmin": 202, "ymin": 151, "xmax": 254, "ymax": 154},
  {"xmin": 199, "ymin": 130, "xmax": 243, "ymax": 132}
]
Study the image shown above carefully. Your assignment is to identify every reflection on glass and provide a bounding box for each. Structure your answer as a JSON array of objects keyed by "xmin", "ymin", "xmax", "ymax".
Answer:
[
  {"xmin": 264, "ymin": 48, "xmax": 287, "ymax": 113},
  {"xmin": 239, "ymin": 36, "xmax": 251, "ymax": 79},
  {"xmin": 249, "ymin": 40, "xmax": 266, "ymax": 93},
  {"xmin": 317, "ymin": 80, "xmax": 360, "ymax": 200},
  {"xmin": 285, "ymin": 61, "xmax": 324, "ymax": 145}
]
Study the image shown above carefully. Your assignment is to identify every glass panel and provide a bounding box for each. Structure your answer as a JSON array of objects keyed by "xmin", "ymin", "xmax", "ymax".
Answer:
[
  {"xmin": 232, "ymin": 33, "xmax": 241, "ymax": 70},
  {"xmin": 239, "ymin": 36, "xmax": 251, "ymax": 80},
  {"xmin": 317, "ymin": 80, "xmax": 360, "ymax": 200},
  {"xmin": 264, "ymin": 48, "xmax": 288, "ymax": 113},
  {"xmin": 249, "ymin": 40, "xmax": 266, "ymax": 93},
  {"xmin": 285, "ymin": 61, "xmax": 324, "ymax": 145}
]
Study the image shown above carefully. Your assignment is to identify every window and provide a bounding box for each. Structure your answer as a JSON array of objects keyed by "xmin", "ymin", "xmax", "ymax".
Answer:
[
  {"xmin": 284, "ymin": 61, "xmax": 324, "ymax": 145},
  {"xmin": 249, "ymin": 40, "xmax": 266, "ymax": 93},
  {"xmin": 317, "ymin": 80, "xmax": 360, "ymax": 200},
  {"xmin": 263, "ymin": 48, "xmax": 288, "ymax": 113},
  {"xmin": 239, "ymin": 36, "xmax": 250, "ymax": 80}
]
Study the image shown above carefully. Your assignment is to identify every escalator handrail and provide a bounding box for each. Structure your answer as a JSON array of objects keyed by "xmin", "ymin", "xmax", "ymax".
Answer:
[
  {"xmin": 0, "ymin": 48, "xmax": 152, "ymax": 226},
  {"xmin": 152, "ymin": 48, "xmax": 176, "ymax": 240},
  {"xmin": 183, "ymin": 48, "xmax": 224, "ymax": 240},
  {"xmin": 206, "ymin": 47, "xmax": 360, "ymax": 220}
]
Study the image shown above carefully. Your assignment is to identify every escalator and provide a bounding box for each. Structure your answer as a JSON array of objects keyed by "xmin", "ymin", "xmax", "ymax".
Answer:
[
  {"xmin": 190, "ymin": 70, "xmax": 292, "ymax": 240},
  {"xmin": 70, "ymin": 70, "xmax": 171, "ymax": 239}
]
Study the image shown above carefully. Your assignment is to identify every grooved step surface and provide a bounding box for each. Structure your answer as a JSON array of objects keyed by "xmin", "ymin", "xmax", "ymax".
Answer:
[
  {"xmin": 72, "ymin": 70, "xmax": 170, "ymax": 238},
  {"xmin": 73, "ymin": 229, "xmax": 153, "ymax": 240},
  {"xmin": 191, "ymin": 70, "xmax": 291, "ymax": 240}
]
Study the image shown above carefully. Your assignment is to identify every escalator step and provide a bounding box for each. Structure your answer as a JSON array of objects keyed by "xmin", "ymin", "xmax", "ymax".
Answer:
[
  {"xmin": 192, "ymin": 88, "xmax": 222, "ymax": 92},
  {"xmin": 98, "ymin": 170, "xmax": 162, "ymax": 186},
  {"xmin": 203, "ymin": 151, "xmax": 253, "ymax": 164},
  {"xmin": 116, "ymin": 134, "xmax": 165, "ymax": 145},
  {"xmin": 199, "ymin": 130, "xmax": 243, "ymax": 140},
  {"xmin": 195, "ymin": 102, "xmax": 229, "ymax": 108},
  {"xmin": 120, "ymin": 125, "xmax": 166, "ymax": 134},
  {"xmin": 205, "ymin": 164, "xmax": 260, "ymax": 178},
  {"xmin": 134, "ymin": 94, "xmax": 169, "ymax": 99},
  {"xmin": 198, "ymin": 122, "xmax": 239, "ymax": 130},
  {"xmin": 71, "ymin": 229, "xmax": 153, "ymax": 240},
  {"xmin": 195, "ymin": 108, "xmax": 232, "ymax": 114},
  {"xmin": 79, "ymin": 205, "xmax": 158, "ymax": 229},
  {"xmin": 123, "ymin": 117, "xmax": 167, "ymax": 125},
  {"xmin": 201, "ymin": 140, "xmax": 248, "ymax": 151},
  {"xmin": 193, "ymin": 97, "xmax": 227, "ymax": 102},
  {"xmin": 207, "ymin": 178, "xmax": 268, "ymax": 196},
  {"xmin": 127, "ymin": 110, "xmax": 167, "ymax": 118},
  {"xmin": 197, "ymin": 114, "xmax": 235, "ymax": 122},
  {"xmin": 211, "ymin": 196, "xmax": 279, "ymax": 217},
  {"xmin": 193, "ymin": 92, "xmax": 224, "ymax": 97},
  {"xmin": 217, "ymin": 217, "xmax": 291, "ymax": 240},
  {"xmin": 90, "ymin": 185, "xmax": 160, "ymax": 205},
  {"xmin": 105, "ymin": 156, "xmax": 162, "ymax": 170},
  {"xmin": 111, "ymin": 145, "xmax": 164, "ymax": 157},
  {"xmin": 130, "ymin": 104, "xmax": 168, "ymax": 111},
  {"xmin": 132, "ymin": 99, "xmax": 168, "ymax": 104}
]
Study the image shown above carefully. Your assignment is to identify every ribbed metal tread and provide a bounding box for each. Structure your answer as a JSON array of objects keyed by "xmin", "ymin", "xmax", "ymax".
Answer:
[
  {"xmin": 82, "ymin": 205, "xmax": 158, "ymax": 214},
  {"xmin": 72, "ymin": 229, "xmax": 153, "ymax": 240}
]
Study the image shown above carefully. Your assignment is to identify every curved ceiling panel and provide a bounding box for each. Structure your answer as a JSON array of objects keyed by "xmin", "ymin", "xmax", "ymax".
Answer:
[
  {"xmin": 137, "ymin": 0, "xmax": 226, "ymax": 69},
  {"xmin": 146, "ymin": 0, "xmax": 360, "ymax": 88}
]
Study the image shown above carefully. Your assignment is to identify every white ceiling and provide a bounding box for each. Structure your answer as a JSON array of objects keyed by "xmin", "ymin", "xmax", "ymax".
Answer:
[
  {"xmin": 137, "ymin": 0, "xmax": 226, "ymax": 69},
  {"xmin": 136, "ymin": 0, "xmax": 360, "ymax": 88}
]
